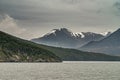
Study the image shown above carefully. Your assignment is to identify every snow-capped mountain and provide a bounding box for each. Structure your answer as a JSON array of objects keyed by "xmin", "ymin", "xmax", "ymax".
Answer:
[
  {"xmin": 80, "ymin": 28, "xmax": 120, "ymax": 56},
  {"xmin": 32, "ymin": 28, "xmax": 107, "ymax": 48}
]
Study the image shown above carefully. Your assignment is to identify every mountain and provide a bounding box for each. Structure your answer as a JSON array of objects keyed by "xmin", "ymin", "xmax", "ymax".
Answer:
[
  {"xmin": 80, "ymin": 28, "xmax": 120, "ymax": 56},
  {"xmin": 35, "ymin": 44, "xmax": 120, "ymax": 61},
  {"xmin": 32, "ymin": 28, "xmax": 106, "ymax": 48},
  {"xmin": 0, "ymin": 31, "xmax": 61, "ymax": 62},
  {"xmin": 1, "ymin": 30, "xmax": 120, "ymax": 61}
]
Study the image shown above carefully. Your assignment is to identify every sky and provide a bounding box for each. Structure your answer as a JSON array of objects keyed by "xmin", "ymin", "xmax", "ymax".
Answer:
[{"xmin": 0, "ymin": 0, "xmax": 120, "ymax": 39}]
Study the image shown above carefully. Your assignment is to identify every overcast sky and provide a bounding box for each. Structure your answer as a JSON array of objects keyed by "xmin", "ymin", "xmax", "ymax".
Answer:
[{"xmin": 0, "ymin": 0, "xmax": 120, "ymax": 39}]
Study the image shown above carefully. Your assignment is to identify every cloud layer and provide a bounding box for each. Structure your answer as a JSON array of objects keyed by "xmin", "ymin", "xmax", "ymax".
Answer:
[
  {"xmin": 0, "ymin": 14, "xmax": 26, "ymax": 37},
  {"xmin": 0, "ymin": 0, "xmax": 120, "ymax": 39}
]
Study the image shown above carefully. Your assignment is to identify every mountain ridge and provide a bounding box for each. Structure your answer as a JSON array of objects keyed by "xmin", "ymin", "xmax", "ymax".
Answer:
[
  {"xmin": 0, "ymin": 30, "xmax": 120, "ymax": 61},
  {"xmin": 32, "ymin": 28, "xmax": 107, "ymax": 48},
  {"xmin": 35, "ymin": 44, "xmax": 120, "ymax": 61},
  {"xmin": 80, "ymin": 28, "xmax": 120, "ymax": 56}
]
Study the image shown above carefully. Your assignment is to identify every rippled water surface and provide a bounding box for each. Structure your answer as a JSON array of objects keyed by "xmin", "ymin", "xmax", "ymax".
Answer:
[{"xmin": 0, "ymin": 61, "xmax": 120, "ymax": 80}]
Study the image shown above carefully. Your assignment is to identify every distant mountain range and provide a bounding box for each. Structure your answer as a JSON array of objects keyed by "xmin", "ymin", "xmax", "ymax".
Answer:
[
  {"xmin": 0, "ymin": 30, "xmax": 119, "ymax": 61},
  {"xmin": 80, "ymin": 28, "xmax": 120, "ymax": 56},
  {"xmin": 32, "ymin": 28, "xmax": 110, "ymax": 48},
  {"xmin": 31, "ymin": 28, "xmax": 120, "ymax": 56}
]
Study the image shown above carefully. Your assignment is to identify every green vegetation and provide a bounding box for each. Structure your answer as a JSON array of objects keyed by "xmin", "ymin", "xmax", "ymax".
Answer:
[
  {"xmin": 0, "ymin": 31, "xmax": 62, "ymax": 62},
  {"xmin": 0, "ymin": 30, "xmax": 120, "ymax": 62}
]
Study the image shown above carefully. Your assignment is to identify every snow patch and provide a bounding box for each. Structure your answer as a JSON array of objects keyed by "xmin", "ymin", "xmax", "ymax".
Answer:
[
  {"xmin": 70, "ymin": 32, "xmax": 85, "ymax": 38},
  {"xmin": 44, "ymin": 29, "xmax": 57, "ymax": 36},
  {"xmin": 79, "ymin": 32, "xmax": 85, "ymax": 38},
  {"xmin": 100, "ymin": 32, "xmax": 111, "ymax": 36}
]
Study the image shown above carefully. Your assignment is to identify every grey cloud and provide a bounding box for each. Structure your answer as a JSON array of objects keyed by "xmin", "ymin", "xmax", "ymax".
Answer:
[
  {"xmin": 114, "ymin": 0, "xmax": 120, "ymax": 9},
  {"xmin": 0, "ymin": 14, "xmax": 25, "ymax": 36},
  {"xmin": 0, "ymin": 0, "xmax": 120, "ymax": 39}
]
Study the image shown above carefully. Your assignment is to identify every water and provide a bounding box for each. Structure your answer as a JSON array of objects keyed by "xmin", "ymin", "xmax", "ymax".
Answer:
[{"xmin": 0, "ymin": 62, "xmax": 120, "ymax": 80}]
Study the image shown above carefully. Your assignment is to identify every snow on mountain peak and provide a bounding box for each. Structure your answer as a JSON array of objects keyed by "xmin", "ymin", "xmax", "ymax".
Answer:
[
  {"xmin": 43, "ymin": 28, "xmax": 110, "ymax": 39},
  {"xmin": 79, "ymin": 32, "xmax": 85, "ymax": 38},
  {"xmin": 100, "ymin": 32, "xmax": 111, "ymax": 36},
  {"xmin": 44, "ymin": 29, "xmax": 56, "ymax": 36}
]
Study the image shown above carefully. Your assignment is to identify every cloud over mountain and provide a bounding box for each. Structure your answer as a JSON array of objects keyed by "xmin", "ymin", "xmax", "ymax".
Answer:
[
  {"xmin": 0, "ymin": 14, "xmax": 26, "ymax": 37},
  {"xmin": 0, "ymin": 0, "xmax": 120, "ymax": 39}
]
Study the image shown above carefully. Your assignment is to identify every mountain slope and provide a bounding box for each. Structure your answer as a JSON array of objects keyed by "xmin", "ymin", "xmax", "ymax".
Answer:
[
  {"xmin": 80, "ymin": 28, "xmax": 120, "ymax": 56},
  {"xmin": 0, "ymin": 31, "xmax": 61, "ymax": 62},
  {"xmin": 33, "ymin": 44, "xmax": 120, "ymax": 61},
  {"xmin": 32, "ymin": 28, "xmax": 105, "ymax": 48},
  {"xmin": 1, "ymin": 30, "xmax": 120, "ymax": 61}
]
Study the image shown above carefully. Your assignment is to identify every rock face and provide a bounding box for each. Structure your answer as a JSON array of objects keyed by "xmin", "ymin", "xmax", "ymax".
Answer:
[
  {"xmin": 32, "ymin": 28, "xmax": 106, "ymax": 48},
  {"xmin": 80, "ymin": 28, "xmax": 120, "ymax": 56},
  {"xmin": 0, "ymin": 31, "xmax": 62, "ymax": 62}
]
